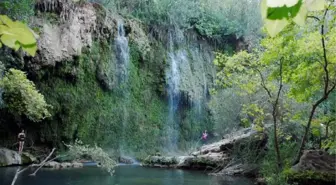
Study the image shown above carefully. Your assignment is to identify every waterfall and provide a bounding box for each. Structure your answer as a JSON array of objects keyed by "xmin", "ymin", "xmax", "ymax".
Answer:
[
  {"xmin": 115, "ymin": 20, "xmax": 130, "ymax": 85},
  {"xmin": 115, "ymin": 20, "xmax": 130, "ymax": 154},
  {"xmin": 165, "ymin": 33, "xmax": 183, "ymax": 152}
]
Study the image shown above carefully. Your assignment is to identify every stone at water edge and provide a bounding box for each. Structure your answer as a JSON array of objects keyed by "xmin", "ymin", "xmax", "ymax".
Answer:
[
  {"xmin": 60, "ymin": 162, "xmax": 72, "ymax": 168},
  {"xmin": 119, "ymin": 156, "xmax": 136, "ymax": 164},
  {"xmin": 72, "ymin": 162, "xmax": 84, "ymax": 168},
  {"xmin": 292, "ymin": 150, "xmax": 335, "ymax": 172},
  {"xmin": 0, "ymin": 148, "xmax": 21, "ymax": 167},
  {"xmin": 21, "ymin": 152, "xmax": 37, "ymax": 164},
  {"xmin": 214, "ymin": 163, "xmax": 259, "ymax": 177},
  {"xmin": 288, "ymin": 150, "xmax": 336, "ymax": 185}
]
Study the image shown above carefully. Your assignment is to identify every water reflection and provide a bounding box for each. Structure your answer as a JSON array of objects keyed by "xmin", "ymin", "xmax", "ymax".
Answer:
[{"xmin": 0, "ymin": 165, "xmax": 254, "ymax": 185}]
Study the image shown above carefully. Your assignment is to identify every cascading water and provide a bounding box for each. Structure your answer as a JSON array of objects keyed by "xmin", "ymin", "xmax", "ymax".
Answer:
[
  {"xmin": 115, "ymin": 20, "xmax": 130, "ymax": 84},
  {"xmin": 164, "ymin": 30, "xmax": 214, "ymax": 153},
  {"xmin": 165, "ymin": 33, "xmax": 183, "ymax": 152},
  {"xmin": 115, "ymin": 20, "xmax": 130, "ymax": 154}
]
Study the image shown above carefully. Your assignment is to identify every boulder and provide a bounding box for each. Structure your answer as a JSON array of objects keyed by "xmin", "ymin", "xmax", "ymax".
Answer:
[
  {"xmin": 214, "ymin": 163, "xmax": 259, "ymax": 177},
  {"xmin": 44, "ymin": 161, "xmax": 61, "ymax": 168},
  {"xmin": 143, "ymin": 153, "xmax": 228, "ymax": 170},
  {"xmin": 60, "ymin": 162, "xmax": 72, "ymax": 168},
  {"xmin": 21, "ymin": 152, "xmax": 37, "ymax": 165},
  {"xmin": 193, "ymin": 129, "xmax": 267, "ymax": 156},
  {"xmin": 144, "ymin": 156, "xmax": 178, "ymax": 168},
  {"xmin": 179, "ymin": 153, "xmax": 229, "ymax": 170},
  {"xmin": 119, "ymin": 156, "xmax": 137, "ymax": 164},
  {"xmin": 143, "ymin": 128, "xmax": 267, "ymax": 172},
  {"xmin": 0, "ymin": 148, "xmax": 21, "ymax": 167},
  {"xmin": 72, "ymin": 162, "xmax": 84, "ymax": 168},
  {"xmin": 288, "ymin": 150, "xmax": 336, "ymax": 185},
  {"xmin": 292, "ymin": 150, "xmax": 335, "ymax": 173}
]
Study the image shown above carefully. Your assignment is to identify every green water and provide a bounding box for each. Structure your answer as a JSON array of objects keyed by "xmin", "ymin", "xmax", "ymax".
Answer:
[{"xmin": 0, "ymin": 165, "xmax": 254, "ymax": 185}]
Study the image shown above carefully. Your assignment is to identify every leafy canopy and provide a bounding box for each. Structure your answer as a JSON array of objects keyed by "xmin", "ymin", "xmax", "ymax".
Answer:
[
  {"xmin": 0, "ymin": 69, "xmax": 51, "ymax": 122},
  {"xmin": 0, "ymin": 15, "xmax": 37, "ymax": 56}
]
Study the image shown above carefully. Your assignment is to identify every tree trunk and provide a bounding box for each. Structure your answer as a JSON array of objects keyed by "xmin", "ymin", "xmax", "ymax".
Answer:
[
  {"xmin": 325, "ymin": 121, "xmax": 330, "ymax": 138},
  {"xmin": 272, "ymin": 107, "xmax": 281, "ymax": 169},
  {"xmin": 294, "ymin": 104, "xmax": 318, "ymax": 164}
]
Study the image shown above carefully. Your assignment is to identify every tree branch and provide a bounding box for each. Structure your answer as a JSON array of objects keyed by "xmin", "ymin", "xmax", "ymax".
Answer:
[
  {"xmin": 294, "ymin": 4, "xmax": 336, "ymax": 164},
  {"xmin": 29, "ymin": 148, "xmax": 56, "ymax": 176},
  {"xmin": 11, "ymin": 148, "xmax": 56, "ymax": 185},
  {"xmin": 256, "ymin": 68, "xmax": 272, "ymax": 99}
]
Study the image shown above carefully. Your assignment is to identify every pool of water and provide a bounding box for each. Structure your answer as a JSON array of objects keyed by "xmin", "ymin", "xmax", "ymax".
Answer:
[{"xmin": 0, "ymin": 165, "xmax": 255, "ymax": 185}]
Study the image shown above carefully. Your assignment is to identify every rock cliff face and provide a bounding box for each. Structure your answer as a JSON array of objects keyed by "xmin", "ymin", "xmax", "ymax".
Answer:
[{"xmin": 0, "ymin": 0, "xmax": 242, "ymax": 157}]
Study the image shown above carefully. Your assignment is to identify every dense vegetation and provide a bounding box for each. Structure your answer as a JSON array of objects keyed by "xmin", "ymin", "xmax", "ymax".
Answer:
[
  {"xmin": 215, "ymin": 1, "xmax": 336, "ymax": 184},
  {"xmin": 0, "ymin": 0, "xmax": 335, "ymax": 184}
]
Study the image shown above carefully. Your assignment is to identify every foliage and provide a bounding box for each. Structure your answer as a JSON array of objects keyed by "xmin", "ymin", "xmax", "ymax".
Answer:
[
  {"xmin": 261, "ymin": 0, "xmax": 327, "ymax": 37},
  {"xmin": 208, "ymin": 88, "xmax": 243, "ymax": 136},
  {"xmin": 99, "ymin": 0, "xmax": 262, "ymax": 41},
  {"xmin": 0, "ymin": 15, "xmax": 37, "ymax": 56},
  {"xmin": 0, "ymin": 69, "xmax": 51, "ymax": 122},
  {"xmin": 260, "ymin": 130, "xmax": 298, "ymax": 185},
  {"xmin": 284, "ymin": 168, "xmax": 336, "ymax": 184},
  {"xmin": 0, "ymin": 0, "xmax": 35, "ymax": 22},
  {"xmin": 241, "ymin": 104, "xmax": 265, "ymax": 131},
  {"xmin": 65, "ymin": 140, "xmax": 117, "ymax": 174}
]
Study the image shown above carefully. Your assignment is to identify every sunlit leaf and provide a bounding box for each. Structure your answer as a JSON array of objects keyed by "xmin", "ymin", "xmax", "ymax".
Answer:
[
  {"xmin": 0, "ymin": 15, "xmax": 37, "ymax": 56},
  {"xmin": 267, "ymin": 0, "xmax": 302, "ymax": 20},
  {"xmin": 305, "ymin": 0, "xmax": 326, "ymax": 11},
  {"xmin": 266, "ymin": 0, "xmax": 299, "ymax": 7},
  {"xmin": 293, "ymin": 4, "xmax": 308, "ymax": 26},
  {"xmin": 265, "ymin": 19, "xmax": 289, "ymax": 37},
  {"xmin": 0, "ymin": 34, "xmax": 20, "ymax": 50},
  {"xmin": 23, "ymin": 44, "xmax": 37, "ymax": 56},
  {"xmin": 0, "ymin": 15, "xmax": 15, "ymax": 27}
]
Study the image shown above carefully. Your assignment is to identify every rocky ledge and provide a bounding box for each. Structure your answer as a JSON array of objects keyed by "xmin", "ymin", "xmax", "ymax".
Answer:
[
  {"xmin": 286, "ymin": 150, "xmax": 336, "ymax": 185},
  {"xmin": 0, "ymin": 147, "xmax": 84, "ymax": 169},
  {"xmin": 0, "ymin": 148, "xmax": 37, "ymax": 167},
  {"xmin": 143, "ymin": 128, "xmax": 267, "ymax": 173},
  {"xmin": 42, "ymin": 161, "xmax": 83, "ymax": 169}
]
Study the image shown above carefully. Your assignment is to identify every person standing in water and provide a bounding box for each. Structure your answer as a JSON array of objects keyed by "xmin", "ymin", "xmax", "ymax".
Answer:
[{"xmin": 18, "ymin": 129, "xmax": 25, "ymax": 154}]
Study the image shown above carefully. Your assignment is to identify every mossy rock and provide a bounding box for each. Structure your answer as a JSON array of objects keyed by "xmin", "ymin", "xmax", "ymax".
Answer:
[
  {"xmin": 21, "ymin": 152, "xmax": 37, "ymax": 164},
  {"xmin": 285, "ymin": 169, "xmax": 336, "ymax": 185}
]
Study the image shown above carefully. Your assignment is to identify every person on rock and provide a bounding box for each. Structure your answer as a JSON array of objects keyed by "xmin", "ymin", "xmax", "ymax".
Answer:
[
  {"xmin": 18, "ymin": 129, "xmax": 25, "ymax": 154},
  {"xmin": 202, "ymin": 130, "xmax": 208, "ymax": 140}
]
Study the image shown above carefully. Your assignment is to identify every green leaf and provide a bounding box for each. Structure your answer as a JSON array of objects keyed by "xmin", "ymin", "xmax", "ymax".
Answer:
[
  {"xmin": 305, "ymin": 0, "xmax": 326, "ymax": 11},
  {"xmin": 0, "ymin": 15, "xmax": 37, "ymax": 56},
  {"xmin": 266, "ymin": 0, "xmax": 299, "ymax": 7},
  {"xmin": 0, "ymin": 34, "xmax": 20, "ymax": 50},
  {"xmin": 22, "ymin": 44, "xmax": 37, "ymax": 56},
  {"xmin": 267, "ymin": 0, "xmax": 302, "ymax": 20},
  {"xmin": 293, "ymin": 4, "xmax": 307, "ymax": 26},
  {"xmin": 265, "ymin": 19, "xmax": 289, "ymax": 37},
  {"xmin": 0, "ymin": 15, "xmax": 15, "ymax": 27},
  {"xmin": 10, "ymin": 27, "xmax": 36, "ymax": 45}
]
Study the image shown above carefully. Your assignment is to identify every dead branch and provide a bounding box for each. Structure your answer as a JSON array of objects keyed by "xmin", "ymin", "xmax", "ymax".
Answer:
[
  {"xmin": 29, "ymin": 148, "xmax": 56, "ymax": 176},
  {"xmin": 10, "ymin": 148, "xmax": 56, "ymax": 185}
]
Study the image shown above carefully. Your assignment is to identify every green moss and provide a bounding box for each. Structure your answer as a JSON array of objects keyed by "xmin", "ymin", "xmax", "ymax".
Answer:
[
  {"xmin": 284, "ymin": 169, "xmax": 335, "ymax": 185},
  {"xmin": 33, "ymin": 38, "xmax": 171, "ymax": 157}
]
